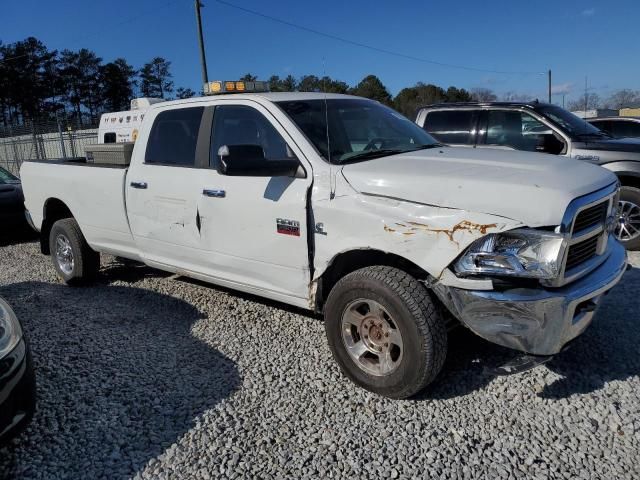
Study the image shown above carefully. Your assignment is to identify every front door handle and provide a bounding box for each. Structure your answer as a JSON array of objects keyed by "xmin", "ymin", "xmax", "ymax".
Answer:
[
  {"xmin": 130, "ymin": 181, "xmax": 148, "ymax": 189},
  {"xmin": 203, "ymin": 189, "xmax": 226, "ymax": 198}
]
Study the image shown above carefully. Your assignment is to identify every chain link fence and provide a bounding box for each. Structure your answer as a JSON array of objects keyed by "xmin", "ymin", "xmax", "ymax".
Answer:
[{"xmin": 0, "ymin": 117, "xmax": 99, "ymax": 176}]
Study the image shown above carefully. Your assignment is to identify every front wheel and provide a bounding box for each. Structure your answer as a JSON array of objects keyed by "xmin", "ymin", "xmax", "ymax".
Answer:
[
  {"xmin": 616, "ymin": 186, "xmax": 640, "ymax": 250},
  {"xmin": 324, "ymin": 266, "xmax": 447, "ymax": 399},
  {"xmin": 49, "ymin": 218, "xmax": 100, "ymax": 285}
]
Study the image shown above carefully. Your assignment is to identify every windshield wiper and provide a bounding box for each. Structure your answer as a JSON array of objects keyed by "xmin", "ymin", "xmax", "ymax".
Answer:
[
  {"xmin": 339, "ymin": 144, "xmax": 443, "ymax": 163},
  {"xmin": 411, "ymin": 143, "xmax": 444, "ymax": 150},
  {"xmin": 339, "ymin": 149, "xmax": 405, "ymax": 163}
]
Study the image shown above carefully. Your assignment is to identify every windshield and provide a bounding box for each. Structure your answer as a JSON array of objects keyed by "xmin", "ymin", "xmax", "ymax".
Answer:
[
  {"xmin": 276, "ymin": 98, "xmax": 440, "ymax": 164},
  {"xmin": 0, "ymin": 166, "xmax": 18, "ymax": 184},
  {"xmin": 536, "ymin": 105, "xmax": 604, "ymax": 137}
]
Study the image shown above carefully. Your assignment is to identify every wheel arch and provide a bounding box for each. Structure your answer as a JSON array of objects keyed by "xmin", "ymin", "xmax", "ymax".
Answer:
[
  {"xmin": 313, "ymin": 248, "xmax": 431, "ymax": 313},
  {"xmin": 41, "ymin": 198, "xmax": 75, "ymax": 255},
  {"xmin": 601, "ymin": 162, "xmax": 640, "ymax": 189}
]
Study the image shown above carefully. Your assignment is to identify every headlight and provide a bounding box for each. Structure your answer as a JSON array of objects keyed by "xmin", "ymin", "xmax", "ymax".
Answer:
[
  {"xmin": 0, "ymin": 298, "xmax": 23, "ymax": 358},
  {"xmin": 455, "ymin": 229, "xmax": 567, "ymax": 279}
]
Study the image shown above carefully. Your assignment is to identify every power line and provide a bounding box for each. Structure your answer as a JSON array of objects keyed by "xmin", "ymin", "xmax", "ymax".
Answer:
[{"xmin": 213, "ymin": 0, "xmax": 545, "ymax": 76}]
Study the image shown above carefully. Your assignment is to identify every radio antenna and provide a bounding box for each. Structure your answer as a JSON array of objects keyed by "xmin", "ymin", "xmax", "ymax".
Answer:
[{"xmin": 322, "ymin": 56, "xmax": 335, "ymax": 199}]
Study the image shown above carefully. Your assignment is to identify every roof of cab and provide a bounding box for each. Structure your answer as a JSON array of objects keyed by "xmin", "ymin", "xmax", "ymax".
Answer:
[
  {"xmin": 149, "ymin": 92, "xmax": 367, "ymax": 110},
  {"xmin": 419, "ymin": 101, "xmax": 552, "ymax": 110},
  {"xmin": 589, "ymin": 116, "xmax": 640, "ymax": 122}
]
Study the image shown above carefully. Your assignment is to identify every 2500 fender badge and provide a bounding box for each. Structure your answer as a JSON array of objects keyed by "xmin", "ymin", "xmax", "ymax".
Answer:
[{"xmin": 276, "ymin": 218, "xmax": 300, "ymax": 236}]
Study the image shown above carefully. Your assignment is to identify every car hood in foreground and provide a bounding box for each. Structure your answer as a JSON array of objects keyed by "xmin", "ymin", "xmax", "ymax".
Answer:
[{"xmin": 341, "ymin": 147, "xmax": 617, "ymax": 227}]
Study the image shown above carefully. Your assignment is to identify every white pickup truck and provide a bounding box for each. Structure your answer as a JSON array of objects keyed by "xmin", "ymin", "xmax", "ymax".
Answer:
[{"xmin": 20, "ymin": 81, "xmax": 628, "ymax": 398}]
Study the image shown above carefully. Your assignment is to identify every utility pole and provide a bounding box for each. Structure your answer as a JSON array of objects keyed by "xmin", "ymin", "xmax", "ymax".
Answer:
[
  {"xmin": 194, "ymin": 0, "xmax": 209, "ymax": 86},
  {"xmin": 548, "ymin": 69, "xmax": 552, "ymax": 103},
  {"xmin": 584, "ymin": 76, "xmax": 588, "ymax": 113}
]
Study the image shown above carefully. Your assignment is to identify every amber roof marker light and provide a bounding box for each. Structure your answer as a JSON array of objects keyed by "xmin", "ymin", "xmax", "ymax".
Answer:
[{"xmin": 203, "ymin": 80, "xmax": 269, "ymax": 95}]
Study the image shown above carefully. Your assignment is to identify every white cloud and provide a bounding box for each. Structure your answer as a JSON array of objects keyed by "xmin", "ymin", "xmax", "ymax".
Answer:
[
  {"xmin": 551, "ymin": 82, "xmax": 574, "ymax": 95},
  {"xmin": 581, "ymin": 8, "xmax": 595, "ymax": 16}
]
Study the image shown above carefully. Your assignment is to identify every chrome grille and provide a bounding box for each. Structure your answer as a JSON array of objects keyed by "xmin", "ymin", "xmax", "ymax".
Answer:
[
  {"xmin": 572, "ymin": 202, "xmax": 608, "ymax": 234},
  {"xmin": 566, "ymin": 235, "xmax": 599, "ymax": 271},
  {"xmin": 548, "ymin": 183, "xmax": 619, "ymax": 287}
]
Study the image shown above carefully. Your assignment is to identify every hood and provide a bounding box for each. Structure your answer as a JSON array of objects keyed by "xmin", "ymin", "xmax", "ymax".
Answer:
[
  {"xmin": 341, "ymin": 147, "xmax": 617, "ymax": 227},
  {"xmin": 573, "ymin": 136, "xmax": 640, "ymax": 153}
]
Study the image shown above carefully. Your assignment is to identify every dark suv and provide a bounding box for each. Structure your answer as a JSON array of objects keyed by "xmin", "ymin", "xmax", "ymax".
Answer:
[{"xmin": 416, "ymin": 102, "xmax": 640, "ymax": 249}]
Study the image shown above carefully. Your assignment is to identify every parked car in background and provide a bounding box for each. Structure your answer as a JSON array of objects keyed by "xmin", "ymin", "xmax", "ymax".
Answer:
[
  {"xmin": 0, "ymin": 296, "xmax": 36, "ymax": 446},
  {"xmin": 588, "ymin": 117, "xmax": 640, "ymax": 139},
  {"xmin": 0, "ymin": 166, "xmax": 26, "ymax": 232},
  {"xmin": 416, "ymin": 102, "xmax": 640, "ymax": 249},
  {"xmin": 18, "ymin": 83, "xmax": 628, "ymax": 398}
]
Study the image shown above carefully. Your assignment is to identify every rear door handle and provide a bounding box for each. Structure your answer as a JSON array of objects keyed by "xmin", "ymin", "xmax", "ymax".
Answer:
[
  {"xmin": 130, "ymin": 181, "xmax": 148, "ymax": 189},
  {"xmin": 203, "ymin": 189, "xmax": 226, "ymax": 198}
]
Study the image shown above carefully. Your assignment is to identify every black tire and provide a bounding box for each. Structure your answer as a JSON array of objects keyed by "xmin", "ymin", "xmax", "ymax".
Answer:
[
  {"xmin": 617, "ymin": 186, "xmax": 640, "ymax": 251},
  {"xmin": 324, "ymin": 266, "xmax": 447, "ymax": 399},
  {"xmin": 49, "ymin": 218, "xmax": 100, "ymax": 285}
]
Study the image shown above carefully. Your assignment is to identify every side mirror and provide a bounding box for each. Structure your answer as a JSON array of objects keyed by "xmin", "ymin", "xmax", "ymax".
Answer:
[
  {"xmin": 217, "ymin": 145, "xmax": 301, "ymax": 177},
  {"xmin": 536, "ymin": 133, "xmax": 564, "ymax": 155}
]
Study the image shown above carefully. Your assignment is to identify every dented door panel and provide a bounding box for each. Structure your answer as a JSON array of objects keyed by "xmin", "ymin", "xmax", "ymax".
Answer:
[{"xmin": 126, "ymin": 164, "xmax": 205, "ymax": 270}]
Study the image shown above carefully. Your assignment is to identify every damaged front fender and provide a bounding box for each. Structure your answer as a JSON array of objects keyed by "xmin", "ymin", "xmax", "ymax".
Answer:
[{"xmin": 311, "ymin": 183, "xmax": 523, "ymax": 286}]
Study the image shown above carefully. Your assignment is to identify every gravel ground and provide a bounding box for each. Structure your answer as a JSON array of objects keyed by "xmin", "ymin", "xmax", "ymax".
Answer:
[{"xmin": 0, "ymin": 237, "xmax": 639, "ymax": 480}]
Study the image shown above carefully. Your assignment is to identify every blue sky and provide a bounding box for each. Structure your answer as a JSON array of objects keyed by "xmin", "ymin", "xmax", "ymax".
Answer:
[{"xmin": 3, "ymin": 0, "xmax": 639, "ymax": 104}]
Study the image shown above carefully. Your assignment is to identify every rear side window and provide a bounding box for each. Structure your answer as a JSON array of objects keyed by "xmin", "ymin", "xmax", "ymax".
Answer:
[
  {"xmin": 423, "ymin": 110, "xmax": 475, "ymax": 144},
  {"xmin": 145, "ymin": 107, "xmax": 204, "ymax": 166}
]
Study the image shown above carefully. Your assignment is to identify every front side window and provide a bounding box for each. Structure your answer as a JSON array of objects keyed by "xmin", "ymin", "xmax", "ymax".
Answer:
[
  {"xmin": 210, "ymin": 105, "xmax": 290, "ymax": 167},
  {"xmin": 424, "ymin": 110, "xmax": 475, "ymax": 145},
  {"xmin": 145, "ymin": 107, "xmax": 204, "ymax": 166},
  {"xmin": 486, "ymin": 110, "xmax": 560, "ymax": 152},
  {"xmin": 277, "ymin": 98, "xmax": 438, "ymax": 164}
]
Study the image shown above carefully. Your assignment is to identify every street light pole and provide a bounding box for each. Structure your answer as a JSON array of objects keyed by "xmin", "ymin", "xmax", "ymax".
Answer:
[
  {"xmin": 548, "ymin": 69, "xmax": 552, "ymax": 103},
  {"xmin": 195, "ymin": 0, "xmax": 209, "ymax": 86}
]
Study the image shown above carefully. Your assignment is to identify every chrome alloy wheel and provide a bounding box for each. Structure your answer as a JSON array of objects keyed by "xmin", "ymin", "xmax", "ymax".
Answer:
[
  {"xmin": 55, "ymin": 233, "xmax": 74, "ymax": 275},
  {"xmin": 615, "ymin": 200, "xmax": 640, "ymax": 243},
  {"xmin": 341, "ymin": 299, "xmax": 403, "ymax": 376}
]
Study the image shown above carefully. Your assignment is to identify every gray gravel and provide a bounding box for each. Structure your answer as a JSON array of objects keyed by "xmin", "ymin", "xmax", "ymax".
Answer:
[{"xmin": 0, "ymin": 237, "xmax": 639, "ymax": 480}]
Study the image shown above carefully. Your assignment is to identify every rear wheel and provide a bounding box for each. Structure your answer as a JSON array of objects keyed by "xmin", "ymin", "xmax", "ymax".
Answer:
[
  {"xmin": 49, "ymin": 218, "xmax": 100, "ymax": 285},
  {"xmin": 616, "ymin": 186, "xmax": 640, "ymax": 250},
  {"xmin": 324, "ymin": 266, "xmax": 447, "ymax": 399}
]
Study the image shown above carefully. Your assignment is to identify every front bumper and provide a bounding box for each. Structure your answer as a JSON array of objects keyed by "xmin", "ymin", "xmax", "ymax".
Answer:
[
  {"xmin": 0, "ymin": 339, "xmax": 36, "ymax": 446},
  {"xmin": 433, "ymin": 240, "xmax": 628, "ymax": 356}
]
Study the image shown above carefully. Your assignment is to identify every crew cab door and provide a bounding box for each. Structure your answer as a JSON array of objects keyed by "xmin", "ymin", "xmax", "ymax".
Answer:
[
  {"xmin": 126, "ymin": 105, "xmax": 209, "ymax": 270},
  {"xmin": 195, "ymin": 101, "xmax": 312, "ymax": 301}
]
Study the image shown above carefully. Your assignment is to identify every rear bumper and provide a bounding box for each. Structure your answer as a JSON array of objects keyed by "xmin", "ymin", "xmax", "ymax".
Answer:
[
  {"xmin": 24, "ymin": 209, "xmax": 38, "ymax": 232},
  {"xmin": 0, "ymin": 339, "xmax": 36, "ymax": 446},
  {"xmin": 433, "ymin": 240, "xmax": 628, "ymax": 356}
]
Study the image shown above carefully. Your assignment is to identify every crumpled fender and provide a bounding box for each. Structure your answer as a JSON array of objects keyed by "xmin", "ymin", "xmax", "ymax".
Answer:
[{"xmin": 311, "ymin": 179, "xmax": 524, "ymax": 284}]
